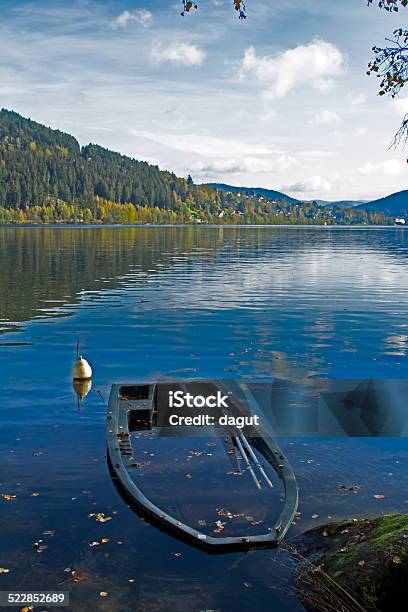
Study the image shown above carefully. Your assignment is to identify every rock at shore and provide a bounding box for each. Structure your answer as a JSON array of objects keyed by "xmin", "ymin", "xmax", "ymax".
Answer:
[{"xmin": 291, "ymin": 514, "xmax": 408, "ymax": 611}]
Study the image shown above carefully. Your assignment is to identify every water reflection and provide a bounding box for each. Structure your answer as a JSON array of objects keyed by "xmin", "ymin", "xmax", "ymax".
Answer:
[{"xmin": 1, "ymin": 227, "xmax": 408, "ymax": 611}]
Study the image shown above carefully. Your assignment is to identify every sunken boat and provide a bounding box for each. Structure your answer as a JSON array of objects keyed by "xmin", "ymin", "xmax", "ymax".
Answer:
[{"xmin": 107, "ymin": 380, "xmax": 298, "ymax": 551}]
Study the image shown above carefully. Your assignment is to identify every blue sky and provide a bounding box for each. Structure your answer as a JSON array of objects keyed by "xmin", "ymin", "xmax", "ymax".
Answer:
[{"xmin": 0, "ymin": 0, "xmax": 406, "ymax": 200}]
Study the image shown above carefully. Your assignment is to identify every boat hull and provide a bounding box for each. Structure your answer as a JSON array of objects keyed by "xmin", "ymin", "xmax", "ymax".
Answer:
[{"xmin": 107, "ymin": 381, "xmax": 298, "ymax": 551}]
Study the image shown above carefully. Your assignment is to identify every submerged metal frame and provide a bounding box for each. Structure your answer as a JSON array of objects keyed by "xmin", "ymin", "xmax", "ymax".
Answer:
[{"xmin": 107, "ymin": 382, "xmax": 298, "ymax": 551}]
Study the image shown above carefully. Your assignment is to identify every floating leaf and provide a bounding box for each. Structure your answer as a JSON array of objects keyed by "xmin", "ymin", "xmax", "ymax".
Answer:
[
  {"xmin": 312, "ymin": 513, "xmax": 319, "ymax": 519},
  {"xmin": 374, "ymin": 494, "xmax": 385, "ymax": 500},
  {"xmin": 33, "ymin": 540, "xmax": 47, "ymax": 553},
  {"xmin": 89, "ymin": 512, "xmax": 112, "ymax": 523},
  {"xmin": 99, "ymin": 592, "xmax": 108, "ymax": 597},
  {"xmin": 0, "ymin": 568, "xmax": 10, "ymax": 573},
  {"xmin": 1, "ymin": 494, "xmax": 16, "ymax": 501},
  {"xmin": 72, "ymin": 570, "xmax": 89, "ymax": 583}
]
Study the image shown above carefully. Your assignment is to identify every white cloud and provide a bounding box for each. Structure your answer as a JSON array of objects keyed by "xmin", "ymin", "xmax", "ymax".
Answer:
[
  {"xmin": 133, "ymin": 130, "xmax": 277, "ymax": 157},
  {"xmin": 261, "ymin": 110, "xmax": 277, "ymax": 122},
  {"xmin": 350, "ymin": 93, "xmax": 365, "ymax": 107},
  {"xmin": 238, "ymin": 39, "xmax": 344, "ymax": 97},
  {"xmin": 357, "ymin": 160, "xmax": 401, "ymax": 176},
  {"xmin": 151, "ymin": 42, "xmax": 205, "ymax": 66},
  {"xmin": 357, "ymin": 162, "xmax": 375, "ymax": 176},
  {"xmin": 384, "ymin": 159, "xmax": 401, "ymax": 175},
  {"xmin": 112, "ymin": 9, "xmax": 153, "ymax": 29},
  {"xmin": 355, "ymin": 127, "xmax": 367, "ymax": 136},
  {"xmin": 282, "ymin": 175, "xmax": 332, "ymax": 194},
  {"xmin": 313, "ymin": 110, "xmax": 341, "ymax": 125},
  {"xmin": 393, "ymin": 97, "xmax": 408, "ymax": 114},
  {"xmin": 192, "ymin": 155, "xmax": 296, "ymax": 176}
]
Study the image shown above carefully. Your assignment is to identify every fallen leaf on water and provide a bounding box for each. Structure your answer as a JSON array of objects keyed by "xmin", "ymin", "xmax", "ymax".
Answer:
[
  {"xmin": 185, "ymin": 474, "xmax": 192, "ymax": 479},
  {"xmin": 128, "ymin": 579, "xmax": 135, "ymax": 583},
  {"xmin": 89, "ymin": 541, "xmax": 100, "ymax": 548},
  {"xmin": 374, "ymin": 494, "xmax": 385, "ymax": 500},
  {"xmin": 322, "ymin": 530, "xmax": 329, "ymax": 537},
  {"xmin": 392, "ymin": 556, "xmax": 401, "ymax": 564},
  {"xmin": 30, "ymin": 492, "xmax": 40, "ymax": 497},
  {"xmin": 43, "ymin": 530, "xmax": 55, "ymax": 537},
  {"xmin": 1, "ymin": 494, "xmax": 16, "ymax": 501},
  {"xmin": 243, "ymin": 582, "xmax": 252, "ymax": 588},
  {"xmin": 312, "ymin": 514, "xmax": 319, "ymax": 519},
  {"xmin": 33, "ymin": 540, "xmax": 47, "ymax": 553},
  {"xmin": 89, "ymin": 512, "xmax": 112, "ymax": 523},
  {"xmin": 0, "ymin": 568, "xmax": 10, "ymax": 573},
  {"xmin": 117, "ymin": 540, "xmax": 124, "ymax": 545},
  {"xmin": 173, "ymin": 552, "xmax": 182, "ymax": 557},
  {"xmin": 72, "ymin": 570, "xmax": 89, "ymax": 583},
  {"xmin": 99, "ymin": 592, "xmax": 108, "ymax": 597},
  {"xmin": 101, "ymin": 538, "xmax": 109, "ymax": 544}
]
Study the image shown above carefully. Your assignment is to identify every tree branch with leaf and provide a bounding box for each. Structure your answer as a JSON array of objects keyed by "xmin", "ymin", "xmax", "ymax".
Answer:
[{"xmin": 367, "ymin": 1, "xmax": 408, "ymax": 146}]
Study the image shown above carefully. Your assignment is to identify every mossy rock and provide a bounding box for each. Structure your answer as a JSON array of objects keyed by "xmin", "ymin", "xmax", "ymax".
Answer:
[{"xmin": 292, "ymin": 514, "xmax": 408, "ymax": 611}]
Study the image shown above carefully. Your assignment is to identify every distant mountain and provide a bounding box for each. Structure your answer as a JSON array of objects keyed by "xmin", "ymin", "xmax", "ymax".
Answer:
[
  {"xmin": 312, "ymin": 199, "xmax": 367, "ymax": 209},
  {"xmin": 356, "ymin": 190, "xmax": 408, "ymax": 216},
  {"xmin": 205, "ymin": 184, "xmax": 367, "ymax": 209},
  {"xmin": 204, "ymin": 183, "xmax": 300, "ymax": 205}
]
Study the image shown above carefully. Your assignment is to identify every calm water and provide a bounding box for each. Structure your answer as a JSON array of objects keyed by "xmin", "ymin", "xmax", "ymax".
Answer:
[{"xmin": 1, "ymin": 226, "xmax": 408, "ymax": 611}]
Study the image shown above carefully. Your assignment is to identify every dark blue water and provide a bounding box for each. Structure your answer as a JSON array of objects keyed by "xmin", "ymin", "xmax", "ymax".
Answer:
[{"xmin": 1, "ymin": 226, "xmax": 408, "ymax": 611}]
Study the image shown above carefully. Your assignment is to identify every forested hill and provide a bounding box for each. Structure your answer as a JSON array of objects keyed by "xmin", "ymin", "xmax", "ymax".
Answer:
[
  {"xmin": 0, "ymin": 109, "xmax": 388, "ymax": 225},
  {"xmin": 204, "ymin": 183, "xmax": 299, "ymax": 205},
  {"xmin": 0, "ymin": 109, "xmax": 200, "ymax": 211}
]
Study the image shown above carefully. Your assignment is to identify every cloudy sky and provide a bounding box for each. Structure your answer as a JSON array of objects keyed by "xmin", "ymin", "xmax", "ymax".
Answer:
[{"xmin": 0, "ymin": 0, "xmax": 407, "ymax": 200}]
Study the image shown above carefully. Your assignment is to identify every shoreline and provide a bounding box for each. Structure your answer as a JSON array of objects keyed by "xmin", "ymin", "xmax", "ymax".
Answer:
[{"xmin": 0, "ymin": 223, "xmax": 402, "ymax": 229}]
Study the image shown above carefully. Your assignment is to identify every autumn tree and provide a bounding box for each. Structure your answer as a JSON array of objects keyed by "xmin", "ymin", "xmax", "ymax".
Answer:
[{"xmin": 367, "ymin": 1, "xmax": 408, "ymax": 145}]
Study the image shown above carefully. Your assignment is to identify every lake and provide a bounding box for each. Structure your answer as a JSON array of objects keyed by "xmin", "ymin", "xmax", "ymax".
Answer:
[{"xmin": 1, "ymin": 226, "xmax": 408, "ymax": 611}]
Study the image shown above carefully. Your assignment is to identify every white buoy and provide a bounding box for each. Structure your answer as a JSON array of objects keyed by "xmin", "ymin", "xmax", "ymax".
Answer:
[
  {"xmin": 73, "ymin": 340, "xmax": 92, "ymax": 380},
  {"xmin": 73, "ymin": 355, "xmax": 93, "ymax": 380}
]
